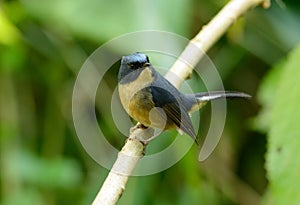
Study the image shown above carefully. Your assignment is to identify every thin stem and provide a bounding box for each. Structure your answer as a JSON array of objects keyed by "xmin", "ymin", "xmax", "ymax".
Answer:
[{"xmin": 165, "ymin": 0, "xmax": 270, "ymax": 87}]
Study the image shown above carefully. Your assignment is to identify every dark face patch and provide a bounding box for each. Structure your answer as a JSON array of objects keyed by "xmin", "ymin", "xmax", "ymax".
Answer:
[
  {"xmin": 118, "ymin": 52, "xmax": 150, "ymax": 83},
  {"xmin": 118, "ymin": 67, "xmax": 144, "ymax": 84}
]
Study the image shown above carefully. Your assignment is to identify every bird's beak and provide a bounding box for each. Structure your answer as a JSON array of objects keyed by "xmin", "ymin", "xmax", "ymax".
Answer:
[{"xmin": 143, "ymin": 62, "xmax": 150, "ymax": 67}]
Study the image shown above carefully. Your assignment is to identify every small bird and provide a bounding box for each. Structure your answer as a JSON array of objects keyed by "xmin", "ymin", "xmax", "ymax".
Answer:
[{"xmin": 118, "ymin": 52, "xmax": 250, "ymax": 142}]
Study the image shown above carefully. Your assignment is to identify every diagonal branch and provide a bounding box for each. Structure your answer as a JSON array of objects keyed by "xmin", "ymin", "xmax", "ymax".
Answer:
[
  {"xmin": 165, "ymin": 0, "xmax": 270, "ymax": 87},
  {"xmin": 92, "ymin": 0, "xmax": 270, "ymax": 204}
]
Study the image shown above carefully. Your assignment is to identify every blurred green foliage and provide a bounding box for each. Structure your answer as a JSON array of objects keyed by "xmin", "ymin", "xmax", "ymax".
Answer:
[
  {"xmin": 1, "ymin": 0, "xmax": 300, "ymax": 205},
  {"xmin": 261, "ymin": 46, "xmax": 300, "ymax": 205}
]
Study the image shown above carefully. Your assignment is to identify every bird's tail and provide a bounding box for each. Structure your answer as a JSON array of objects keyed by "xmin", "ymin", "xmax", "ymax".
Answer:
[{"xmin": 188, "ymin": 91, "xmax": 251, "ymax": 113}]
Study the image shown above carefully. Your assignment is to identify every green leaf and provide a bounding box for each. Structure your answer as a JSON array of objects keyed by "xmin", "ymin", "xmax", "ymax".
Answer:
[
  {"xmin": 0, "ymin": 10, "xmax": 20, "ymax": 45},
  {"xmin": 252, "ymin": 60, "xmax": 284, "ymax": 133},
  {"xmin": 264, "ymin": 45, "xmax": 300, "ymax": 205}
]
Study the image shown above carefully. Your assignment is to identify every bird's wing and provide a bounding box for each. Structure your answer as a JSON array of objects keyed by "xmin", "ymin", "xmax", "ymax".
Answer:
[
  {"xmin": 163, "ymin": 103, "xmax": 197, "ymax": 141},
  {"xmin": 149, "ymin": 86, "xmax": 197, "ymax": 141}
]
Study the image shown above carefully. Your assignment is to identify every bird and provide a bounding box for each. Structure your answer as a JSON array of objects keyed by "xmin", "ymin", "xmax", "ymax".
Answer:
[{"xmin": 118, "ymin": 52, "xmax": 250, "ymax": 143}]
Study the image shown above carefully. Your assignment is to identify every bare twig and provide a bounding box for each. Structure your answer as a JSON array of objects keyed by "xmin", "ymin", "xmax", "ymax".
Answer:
[
  {"xmin": 165, "ymin": 0, "xmax": 270, "ymax": 87},
  {"xmin": 92, "ymin": 126, "xmax": 154, "ymax": 205},
  {"xmin": 92, "ymin": 139, "xmax": 144, "ymax": 205},
  {"xmin": 92, "ymin": 0, "xmax": 270, "ymax": 204}
]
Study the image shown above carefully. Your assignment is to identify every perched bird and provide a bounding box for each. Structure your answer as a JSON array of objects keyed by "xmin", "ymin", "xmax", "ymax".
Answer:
[{"xmin": 118, "ymin": 52, "xmax": 250, "ymax": 142}]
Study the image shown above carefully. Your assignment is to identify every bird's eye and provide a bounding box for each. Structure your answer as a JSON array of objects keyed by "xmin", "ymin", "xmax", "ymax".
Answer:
[
  {"xmin": 127, "ymin": 61, "xmax": 147, "ymax": 69},
  {"xmin": 127, "ymin": 63, "xmax": 135, "ymax": 68},
  {"xmin": 127, "ymin": 62, "xmax": 140, "ymax": 70}
]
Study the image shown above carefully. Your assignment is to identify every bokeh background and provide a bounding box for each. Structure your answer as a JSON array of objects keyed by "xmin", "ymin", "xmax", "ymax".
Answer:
[{"xmin": 1, "ymin": 0, "xmax": 300, "ymax": 204}]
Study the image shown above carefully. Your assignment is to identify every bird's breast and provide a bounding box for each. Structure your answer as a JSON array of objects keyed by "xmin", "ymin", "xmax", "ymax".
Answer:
[
  {"xmin": 128, "ymin": 89, "xmax": 155, "ymax": 126},
  {"xmin": 118, "ymin": 67, "xmax": 154, "ymax": 116}
]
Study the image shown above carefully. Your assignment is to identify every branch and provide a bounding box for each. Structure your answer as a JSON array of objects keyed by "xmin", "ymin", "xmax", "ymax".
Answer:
[
  {"xmin": 92, "ymin": 139, "xmax": 144, "ymax": 205},
  {"xmin": 92, "ymin": 126, "xmax": 154, "ymax": 205},
  {"xmin": 165, "ymin": 0, "xmax": 270, "ymax": 87},
  {"xmin": 92, "ymin": 0, "xmax": 270, "ymax": 204}
]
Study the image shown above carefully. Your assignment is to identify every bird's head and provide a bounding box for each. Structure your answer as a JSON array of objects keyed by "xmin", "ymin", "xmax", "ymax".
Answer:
[{"xmin": 118, "ymin": 52, "xmax": 151, "ymax": 83}]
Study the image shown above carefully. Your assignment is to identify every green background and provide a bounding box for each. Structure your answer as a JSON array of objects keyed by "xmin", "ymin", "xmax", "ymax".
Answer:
[{"xmin": 1, "ymin": 0, "xmax": 300, "ymax": 204}]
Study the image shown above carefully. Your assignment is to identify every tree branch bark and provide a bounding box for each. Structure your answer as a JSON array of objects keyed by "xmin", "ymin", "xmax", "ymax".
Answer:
[{"xmin": 92, "ymin": 0, "xmax": 270, "ymax": 204}]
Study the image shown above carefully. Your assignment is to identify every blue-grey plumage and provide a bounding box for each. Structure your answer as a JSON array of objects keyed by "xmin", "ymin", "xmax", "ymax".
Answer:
[{"xmin": 118, "ymin": 52, "xmax": 251, "ymax": 142}]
